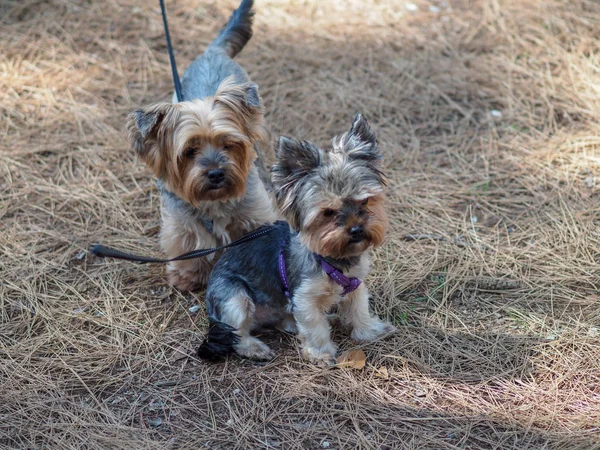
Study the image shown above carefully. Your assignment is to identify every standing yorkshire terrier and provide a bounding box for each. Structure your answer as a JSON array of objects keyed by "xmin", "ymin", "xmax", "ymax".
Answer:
[
  {"xmin": 197, "ymin": 114, "xmax": 396, "ymax": 364},
  {"xmin": 126, "ymin": 0, "xmax": 276, "ymax": 291}
]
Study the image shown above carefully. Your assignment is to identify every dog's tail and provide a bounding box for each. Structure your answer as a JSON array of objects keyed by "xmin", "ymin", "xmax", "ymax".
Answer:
[
  {"xmin": 197, "ymin": 320, "xmax": 240, "ymax": 361},
  {"xmin": 209, "ymin": 0, "xmax": 255, "ymax": 58}
]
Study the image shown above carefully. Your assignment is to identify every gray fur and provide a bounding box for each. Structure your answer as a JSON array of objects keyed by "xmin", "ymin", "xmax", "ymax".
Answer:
[
  {"xmin": 209, "ymin": 0, "xmax": 254, "ymax": 58},
  {"xmin": 197, "ymin": 115, "xmax": 389, "ymax": 361},
  {"xmin": 135, "ymin": 109, "xmax": 160, "ymax": 139},
  {"xmin": 201, "ymin": 221, "xmax": 364, "ymax": 323},
  {"xmin": 340, "ymin": 113, "xmax": 379, "ymax": 161},
  {"xmin": 179, "ymin": 0, "xmax": 258, "ymax": 104},
  {"xmin": 272, "ymin": 115, "xmax": 384, "ymax": 230}
]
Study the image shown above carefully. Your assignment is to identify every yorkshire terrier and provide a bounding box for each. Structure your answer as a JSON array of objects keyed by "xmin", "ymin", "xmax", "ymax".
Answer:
[
  {"xmin": 197, "ymin": 114, "xmax": 397, "ymax": 364},
  {"xmin": 126, "ymin": 0, "xmax": 276, "ymax": 291}
]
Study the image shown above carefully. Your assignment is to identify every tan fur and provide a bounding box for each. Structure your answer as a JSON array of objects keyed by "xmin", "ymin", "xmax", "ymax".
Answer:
[
  {"xmin": 220, "ymin": 293, "xmax": 275, "ymax": 360},
  {"xmin": 339, "ymin": 283, "xmax": 396, "ymax": 342},
  {"xmin": 126, "ymin": 78, "xmax": 267, "ymax": 206},
  {"xmin": 127, "ymin": 77, "xmax": 276, "ymax": 290},
  {"xmin": 293, "ymin": 255, "xmax": 396, "ymax": 364},
  {"xmin": 159, "ymin": 204, "xmax": 218, "ymax": 291},
  {"xmin": 300, "ymin": 193, "xmax": 389, "ymax": 259},
  {"xmin": 158, "ymin": 184, "xmax": 276, "ymax": 291},
  {"xmin": 294, "ymin": 278, "xmax": 339, "ymax": 364}
]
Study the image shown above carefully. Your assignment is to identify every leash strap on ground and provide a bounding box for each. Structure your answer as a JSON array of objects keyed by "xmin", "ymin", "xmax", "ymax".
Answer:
[
  {"xmin": 91, "ymin": 225, "xmax": 275, "ymax": 264},
  {"xmin": 159, "ymin": 0, "xmax": 184, "ymax": 102}
]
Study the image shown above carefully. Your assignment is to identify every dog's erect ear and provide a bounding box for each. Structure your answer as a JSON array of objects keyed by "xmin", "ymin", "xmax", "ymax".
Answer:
[
  {"xmin": 271, "ymin": 137, "xmax": 322, "ymax": 228},
  {"xmin": 126, "ymin": 103, "xmax": 177, "ymax": 175},
  {"xmin": 338, "ymin": 113, "xmax": 380, "ymax": 163},
  {"xmin": 273, "ymin": 136, "xmax": 322, "ymax": 181}
]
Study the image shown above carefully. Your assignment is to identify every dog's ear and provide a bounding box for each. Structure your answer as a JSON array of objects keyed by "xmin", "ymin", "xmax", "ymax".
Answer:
[
  {"xmin": 273, "ymin": 136, "xmax": 322, "ymax": 181},
  {"xmin": 126, "ymin": 103, "xmax": 177, "ymax": 176},
  {"xmin": 214, "ymin": 78, "xmax": 265, "ymax": 141},
  {"xmin": 271, "ymin": 136, "xmax": 322, "ymax": 228},
  {"xmin": 338, "ymin": 113, "xmax": 380, "ymax": 163},
  {"xmin": 244, "ymin": 84, "xmax": 261, "ymax": 108}
]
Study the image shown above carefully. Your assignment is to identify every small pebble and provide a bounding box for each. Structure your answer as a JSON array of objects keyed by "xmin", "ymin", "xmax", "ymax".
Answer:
[
  {"xmin": 189, "ymin": 305, "xmax": 201, "ymax": 313},
  {"xmin": 406, "ymin": 3, "xmax": 419, "ymax": 11},
  {"xmin": 148, "ymin": 417, "xmax": 162, "ymax": 428},
  {"xmin": 490, "ymin": 109, "xmax": 502, "ymax": 118},
  {"xmin": 322, "ymin": 441, "xmax": 330, "ymax": 448}
]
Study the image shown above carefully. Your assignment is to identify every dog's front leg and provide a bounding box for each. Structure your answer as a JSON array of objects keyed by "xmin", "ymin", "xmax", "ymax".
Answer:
[
  {"xmin": 292, "ymin": 283, "xmax": 338, "ymax": 365},
  {"xmin": 160, "ymin": 208, "xmax": 215, "ymax": 291},
  {"xmin": 339, "ymin": 284, "xmax": 397, "ymax": 342}
]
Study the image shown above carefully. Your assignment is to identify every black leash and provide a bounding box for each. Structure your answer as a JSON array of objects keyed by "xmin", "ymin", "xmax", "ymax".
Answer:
[
  {"xmin": 91, "ymin": 224, "xmax": 276, "ymax": 264},
  {"xmin": 159, "ymin": 0, "xmax": 184, "ymax": 102}
]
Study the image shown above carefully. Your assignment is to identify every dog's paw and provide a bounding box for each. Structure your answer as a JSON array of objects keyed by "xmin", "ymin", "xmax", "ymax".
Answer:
[
  {"xmin": 277, "ymin": 315, "xmax": 298, "ymax": 334},
  {"xmin": 235, "ymin": 337, "xmax": 275, "ymax": 360},
  {"xmin": 167, "ymin": 269, "xmax": 205, "ymax": 292},
  {"xmin": 351, "ymin": 320, "xmax": 397, "ymax": 343},
  {"xmin": 326, "ymin": 313, "xmax": 343, "ymax": 329},
  {"xmin": 302, "ymin": 343, "xmax": 338, "ymax": 366}
]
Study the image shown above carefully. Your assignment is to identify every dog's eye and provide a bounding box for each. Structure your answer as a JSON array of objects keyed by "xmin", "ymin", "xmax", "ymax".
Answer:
[
  {"xmin": 183, "ymin": 147, "xmax": 195, "ymax": 159},
  {"xmin": 323, "ymin": 208, "xmax": 336, "ymax": 218},
  {"xmin": 222, "ymin": 143, "xmax": 233, "ymax": 151},
  {"xmin": 361, "ymin": 198, "xmax": 369, "ymax": 206}
]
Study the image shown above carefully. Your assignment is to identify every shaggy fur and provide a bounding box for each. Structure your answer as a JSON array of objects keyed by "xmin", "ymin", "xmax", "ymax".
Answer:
[
  {"xmin": 125, "ymin": 0, "xmax": 277, "ymax": 291},
  {"xmin": 197, "ymin": 114, "xmax": 396, "ymax": 364}
]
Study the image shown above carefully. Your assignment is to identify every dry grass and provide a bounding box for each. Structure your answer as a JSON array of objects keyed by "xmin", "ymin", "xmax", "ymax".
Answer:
[{"xmin": 2, "ymin": 0, "xmax": 600, "ymax": 448}]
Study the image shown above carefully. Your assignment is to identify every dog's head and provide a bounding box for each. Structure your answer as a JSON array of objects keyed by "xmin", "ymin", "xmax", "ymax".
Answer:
[
  {"xmin": 271, "ymin": 114, "xmax": 389, "ymax": 259},
  {"xmin": 127, "ymin": 77, "xmax": 267, "ymax": 204}
]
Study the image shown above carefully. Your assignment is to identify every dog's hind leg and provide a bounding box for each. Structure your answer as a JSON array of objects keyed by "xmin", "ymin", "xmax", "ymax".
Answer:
[{"xmin": 218, "ymin": 293, "xmax": 275, "ymax": 360}]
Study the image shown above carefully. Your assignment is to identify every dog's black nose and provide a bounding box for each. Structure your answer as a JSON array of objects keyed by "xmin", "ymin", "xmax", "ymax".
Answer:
[
  {"xmin": 348, "ymin": 225, "xmax": 364, "ymax": 240},
  {"xmin": 207, "ymin": 169, "xmax": 225, "ymax": 184}
]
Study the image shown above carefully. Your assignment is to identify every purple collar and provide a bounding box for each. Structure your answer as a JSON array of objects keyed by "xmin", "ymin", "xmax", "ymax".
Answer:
[{"xmin": 278, "ymin": 240, "xmax": 362, "ymax": 298}]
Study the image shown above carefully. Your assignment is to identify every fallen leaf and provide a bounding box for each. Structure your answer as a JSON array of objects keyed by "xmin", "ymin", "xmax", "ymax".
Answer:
[
  {"xmin": 374, "ymin": 366, "xmax": 389, "ymax": 379},
  {"xmin": 336, "ymin": 349, "xmax": 366, "ymax": 369}
]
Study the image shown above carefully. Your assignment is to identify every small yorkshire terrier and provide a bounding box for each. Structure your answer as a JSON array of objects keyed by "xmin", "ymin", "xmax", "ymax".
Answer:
[
  {"xmin": 197, "ymin": 114, "xmax": 396, "ymax": 364},
  {"xmin": 126, "ymin": 0, "xmax": 276, "ymax": 291}
]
